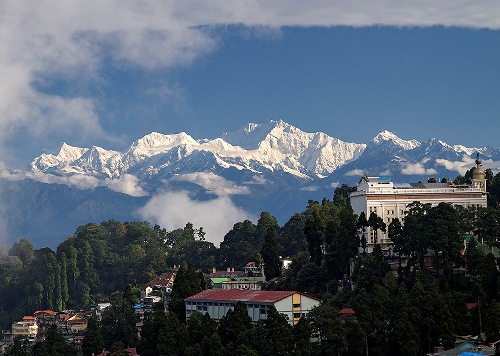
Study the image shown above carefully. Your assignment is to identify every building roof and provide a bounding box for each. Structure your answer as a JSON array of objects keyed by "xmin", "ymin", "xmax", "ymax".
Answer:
[
  {"xmin": 466, "ymin": 303, "xmax": 477, "ymax": 310},
  {"xmin": 34, "ymin": 310, "xmax": 58, "ymax": 315},
  {"xmin": 185, "ymin": 289, "xmax": 319, "ymax": 303},
  {"xmin": 144, "ymin": 272, "xmax": 175, "ymax": 289},
  {"xmin": 208, "ymin": 271, "xmax": 245, "ymax": 278},
  {"xmin": 339, "ymin": 308, "xmax": 356, "ymax": 315}
]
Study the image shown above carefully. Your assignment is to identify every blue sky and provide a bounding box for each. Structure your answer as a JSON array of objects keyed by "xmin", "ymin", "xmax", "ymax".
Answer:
[{"xmin": 1, "ymin": 1, "xmax": 499, "ymax": 168}]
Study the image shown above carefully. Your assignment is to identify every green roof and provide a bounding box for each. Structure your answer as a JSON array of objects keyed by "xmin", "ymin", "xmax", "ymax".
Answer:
[{"xmin": 210, "ymin": 278, "xmax": 230, "ymax": 284}]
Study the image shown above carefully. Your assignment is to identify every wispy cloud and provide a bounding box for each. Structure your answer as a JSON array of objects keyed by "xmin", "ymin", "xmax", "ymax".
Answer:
[
  {"xmin": 0, "ymin": 168, "xmax": 147, "ymax": 197},
  {"xmin": 103, "ymin": 174, "xmax": 148, "ymax": 197},
  {"xmin": 136, "ymin": 189, "xmax": 254, "ymax": 245},
  {"xmin": 436, "ymin": 155, "xmax": 500, "ymax": 176},
  {"xmin": 401, "ymin": 161, "xmax": 438, "ymax": 175},
  {"xmin": 345, "ymin": 169, "xmax": 365, "ymax": 177},
  {"xmin": 170, "ymin": 172, "xmax": 250, "ymax": 196},
  {"xmin": 299, "ymin": 185, "xmax": 319, "ymax": 192}
]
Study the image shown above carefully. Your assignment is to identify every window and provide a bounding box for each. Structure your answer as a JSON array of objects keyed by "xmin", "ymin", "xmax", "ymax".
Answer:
[
  {"xmin": 293, "ymin": 303, "xmax": 300, "ymax": 309},
  {"xmin": 293, "ymin": 313, "xmax": 301, "ymax": 319}
]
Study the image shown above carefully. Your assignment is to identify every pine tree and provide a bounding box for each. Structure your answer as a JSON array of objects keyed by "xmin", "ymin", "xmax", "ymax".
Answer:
[{"xmin": 261, "ymin": 226, "xmax": 281, "ymax": 281}]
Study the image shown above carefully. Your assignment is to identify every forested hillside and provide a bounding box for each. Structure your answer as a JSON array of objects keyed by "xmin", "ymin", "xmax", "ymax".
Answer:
[{"xmin": 1, "ymin": 182, "xmax": 500, "ymax": 355}]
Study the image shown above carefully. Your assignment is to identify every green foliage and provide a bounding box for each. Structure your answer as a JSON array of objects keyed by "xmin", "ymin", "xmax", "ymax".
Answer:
[
  {"xmin": 32, "ymin": 324, "xmax": 78, "ymax": 356},
  {"xmin": 293, "ymin": 316, "xmax": 312, "ymax": 356},
  {"xmin": 308, "ymin": 304, "xmax": 347, "ymax": 355},
  {"xmin": 82, "ymin": 317, "xmax": 104, "ymax": 356},
  {"xmin": 262, "ymin": 306, "xmax": 293, "ymax": 356},
  {"xmin": 1, "ymin": 180, "xmax": 499, "ymax": 353},
  {"xmin": 169, "ymin": 263, "xmax": 206, "ymax": 320},
  {"xmin": 261, "ymin": 226, "xmax": 281, "ymax": 281},
  {"xmin": 100, "ymin": 287, "xmax": 138, "ymax": 349},
  {"xmin": 218, "ymin": 301, "xmax": 253, "ymax": 346}
]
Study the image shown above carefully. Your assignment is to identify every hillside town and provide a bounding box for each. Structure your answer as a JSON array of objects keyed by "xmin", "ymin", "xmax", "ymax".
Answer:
[{"xmin": 1, "ymin": 164, "xmax": 500, "ymax": 355}]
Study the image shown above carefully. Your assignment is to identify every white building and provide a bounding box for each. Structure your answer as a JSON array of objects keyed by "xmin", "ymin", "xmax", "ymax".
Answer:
[
  {"xmin": 350, "ymin": 159, "xmax": 487, "ymax": 253},
  {"xmin": 185, "ymin": 289, "xmax": 320, "ymax": 325}
]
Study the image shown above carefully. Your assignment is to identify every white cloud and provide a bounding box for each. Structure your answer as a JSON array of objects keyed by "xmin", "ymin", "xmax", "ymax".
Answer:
[
  {"xmin": 299, "ymin": 185, "xmax": 319, "ymax": 192},
  {"xmin": 243, "ymin": 175, "xmax": 268, "ymax": 185},
  {"xmin": 170, "ymin": 172, "xmax": 250, "ymax": 196},
  {"xmin": 401, "ymin": 162, "xmax": 438, "ymax": 175},
  {"xmin": 104, "ymin": 174, "xmax": 148, "ymax": 197},
  {"xmin": 1, "ymin": 167, "xmax": 147, "ymax": 197},
  {"xmin": 436, "ymin": 155, "xmax": 500, "ymax": 176},
  {"xmin": 136, "ymin": 190, "xmax": 254, "ymax": 246},
  {"xmin": 1, "ymin": 0, "xmax": 500, "ymax": 163},
  {"xmin": 435, "ymin": 156, "xmax": 474, "ymax": 176},
  {"xmin": 345, "ymin": 169, "xmax": 365, "ymax": 177},
  {"xmin": 26, "ymin": 172, "xmax": 102, "ymax": 190}
]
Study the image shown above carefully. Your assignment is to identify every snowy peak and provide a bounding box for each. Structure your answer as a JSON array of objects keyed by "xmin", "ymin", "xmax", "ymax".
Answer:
[
  {"xmin": 29, "ymin": 120, "xmax": 499, "ymax": 185},
  {"xmin": 371, "ymin": 130, "xmax": 421, "ymax": 150},
  {"xmin": 129, "ymin": 132, "xmax": 198, "ymax": 154},
  {"xmin": 30, "ymin": 142, "xmax": 88, "ymax": 171}
]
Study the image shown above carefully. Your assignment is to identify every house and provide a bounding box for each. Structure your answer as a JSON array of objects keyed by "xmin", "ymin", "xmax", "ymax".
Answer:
[
  {"xmin": 209, "ymin": 276, "xmax": 264, "ymax": 290},
  {"xmin": 208, "ymin": 264, "xmax": 265, "ymax": 290},
  {"xmin": 95, "ymin": 302, "xmax": 111, "ymax": 319},
  {"xmin": 208, "ymin": 267, "xmax": 245, "ymax": 279},
  {"xmin": 338, "ymin": 308, "xmax": 356, "ymax": 322},
  {"xmin": 11, "ymin": 318, "xmax": 38, "ymax": 338},
  {"xmin": 244, "ymin": 262, "xmax": 263, "ymax": 276},
  {"xmin": 66, "ymin": 315, "xmax": 88, "ymax": 333},
  {"xmin": 185, "ymin": 289, "xmax": 320, "ymax": 325},
  {"xmin": 141, "ymin": 272, "xmax": 176, "ymax": 299},
  {"xmin": 33, "ymin": 309, "xmax": 58, "ymax": 323},
  {"xmin": 350, "ymin": 167, "xmax": 487, "ymax": 253}
]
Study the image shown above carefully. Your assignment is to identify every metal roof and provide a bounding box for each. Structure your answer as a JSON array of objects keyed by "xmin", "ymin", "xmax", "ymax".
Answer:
[{"xmin": 185, "ymin": 289, "xmax": 319, "ymax": 303}]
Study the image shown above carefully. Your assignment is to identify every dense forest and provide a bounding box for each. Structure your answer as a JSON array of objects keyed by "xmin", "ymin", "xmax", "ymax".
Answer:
[{"xmin": 1, "ymin": 170, "xmax": 500, "ymax": 355}]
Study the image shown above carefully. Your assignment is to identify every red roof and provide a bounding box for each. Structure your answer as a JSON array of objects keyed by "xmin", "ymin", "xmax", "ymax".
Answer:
[
  {"xmin": 34, "ymin": 310, "xmax": 58, "ymax": 315},
  {"xmin": 339, "ymin": 308, "xmax": 356, "ymax": 315},
  {"xmin": 185, "ymin": 289, "xmax": 319, "ymax": 303},
  {"xmin": 466, "ymin": 302, "xmax": 477, "ymax": 310},
  {"xmin": 22, "ymin": 316, "xmax": 36, "ymax": 320}
]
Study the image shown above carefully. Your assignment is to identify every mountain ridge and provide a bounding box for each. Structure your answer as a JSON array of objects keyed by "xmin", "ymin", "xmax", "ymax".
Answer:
[{"xmin": 3, "ymin": 120, "xmax": 499, "ymax": 248}]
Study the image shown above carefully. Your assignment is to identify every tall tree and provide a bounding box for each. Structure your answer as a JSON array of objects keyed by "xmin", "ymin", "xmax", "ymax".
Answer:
[
  {"xmin": 262, "ymin": 306, "xmax": 293, "ymax": 356},
  {"xmin": 218, "ymin": 301, "xmax": 253, "ymax": 353},
  {"xmin": 100, "ymin": 289, "xmax": 137, "ymax": 349},
  {"xmin": 261, "ymin": 226, "xmax": 281, "ymax": 281},
  {"xmin": 82, "ymin": 317, "xmax": 104, "ymax": 356},
  {"xmin": 169, "ymin": 263, "xmax": 206, "ymax": 320},
  {"xmin": 308, "ymin": 304, "xmax": 347, "ymax": 356}
]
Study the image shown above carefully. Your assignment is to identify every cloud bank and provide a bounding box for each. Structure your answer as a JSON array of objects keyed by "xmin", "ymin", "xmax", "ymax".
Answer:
[
  {"xmin": 170, "ymin": 172, "xmax": 250, "ymax": 196},
  {"xmin": 137, "ymin": 190, "xmax": 254, "ymax": 246},
  {"xmin": 0, "ymin": 167, "xmax": 147, "ymax": 197}
]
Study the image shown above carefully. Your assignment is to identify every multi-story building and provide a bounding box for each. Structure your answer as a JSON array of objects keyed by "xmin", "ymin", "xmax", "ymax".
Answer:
[
  {"xmin": 185, "ymin": 289, "xmax": 320, "ymax": 325},
  {"xmin": 350, "ymin": 157, "xmax": 487, "ymax": 253},
  {"xmin": 12, "ymin": 316, "xmax": 38, "ymax": 338}
]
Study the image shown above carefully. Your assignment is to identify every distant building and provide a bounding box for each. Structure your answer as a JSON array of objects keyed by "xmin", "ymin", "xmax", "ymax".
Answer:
[
  {"xmin": 12, "ymin": 316, "xmax": 38, "ymax": 338},
  {"xmin": 141, "ymin": 271, "xmax": 176, "ymax": 299},
  {"xmin": 185, "ymin": 289, "xmax": 320, "ymax": 325},
  {"xmin": 350, "ymin": 163, "xmax": 487, "ymax": 253}
]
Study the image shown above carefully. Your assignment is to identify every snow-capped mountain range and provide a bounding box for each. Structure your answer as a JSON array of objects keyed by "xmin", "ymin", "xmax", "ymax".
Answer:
[
  {"xmin": 3, "ymin": 120, "xmax": 500, "ymax": 248},
  {"xmin": 31, "ymin": 120, "xmax": 366, "ymax": 181}
]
